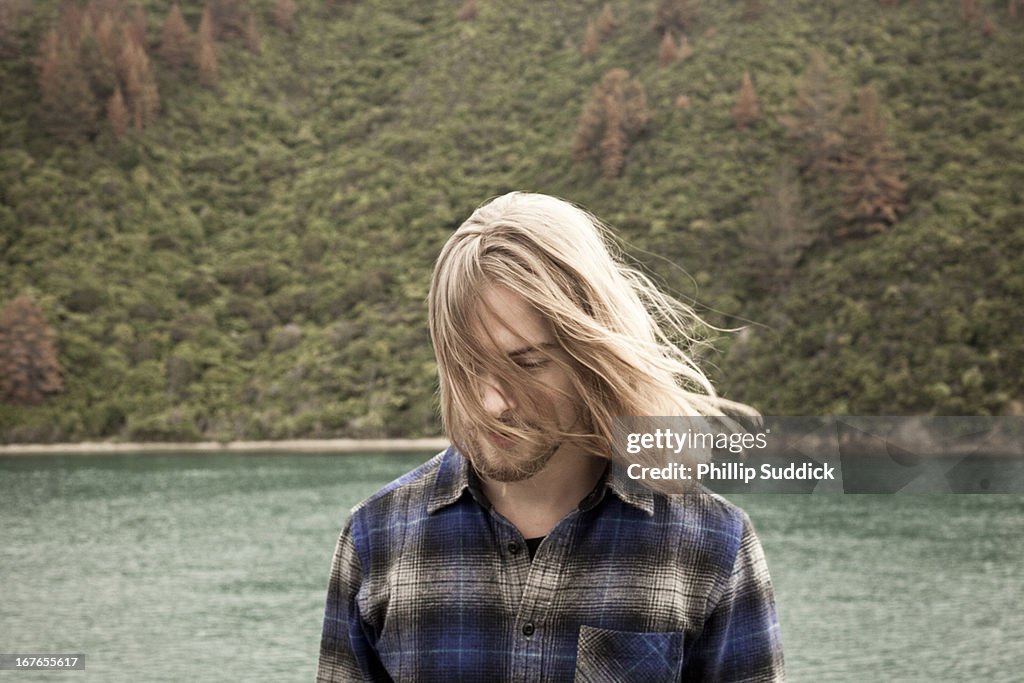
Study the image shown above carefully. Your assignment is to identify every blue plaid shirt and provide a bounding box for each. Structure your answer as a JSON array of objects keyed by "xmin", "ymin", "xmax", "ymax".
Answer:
[{"xmin": 318, "ymin": 447, "xmax": 784, "ymax": 681}]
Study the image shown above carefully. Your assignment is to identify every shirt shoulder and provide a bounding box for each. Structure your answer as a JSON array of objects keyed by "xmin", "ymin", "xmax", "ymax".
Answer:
[
  {"xmin": 656, "ymin": 486, "xmax": 756, "ymax": 567},
  {"xmin": 349, "ymin": 449, "xmax": 448, "ymax": 519}
]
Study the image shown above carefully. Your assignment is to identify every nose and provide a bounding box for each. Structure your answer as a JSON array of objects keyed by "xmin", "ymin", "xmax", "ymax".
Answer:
[{"xmin": 481, "ymin": 375, "xmax": 515, "ymax": 418}]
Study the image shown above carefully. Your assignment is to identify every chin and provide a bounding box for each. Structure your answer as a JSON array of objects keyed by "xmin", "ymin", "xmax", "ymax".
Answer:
[{"xmin": 471, "ymin": 439, "xmax": 559, "ymax": 483}]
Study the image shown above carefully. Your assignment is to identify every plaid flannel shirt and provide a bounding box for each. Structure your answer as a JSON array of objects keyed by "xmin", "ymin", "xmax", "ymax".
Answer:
[{"xmin": 318, "ymin": 447, "xmax": 784, "ymax": 682}]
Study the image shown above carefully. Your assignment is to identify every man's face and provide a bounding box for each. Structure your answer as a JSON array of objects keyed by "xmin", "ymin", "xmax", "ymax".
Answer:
[{"xmin": 467, "ymin": 285, "xmax": 585, "ymax": 482}]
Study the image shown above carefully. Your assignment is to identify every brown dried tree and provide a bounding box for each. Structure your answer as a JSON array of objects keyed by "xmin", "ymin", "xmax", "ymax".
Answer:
[
  {"xmin": 457, "ymin": 0, "xmax": 478, "ymax": 22},
  {"xmin": 118, "ymin": 32, "xmax": 159, "ymax": 129},
  {"xmin": 0, "ymin": 295, "xmax": 64, "ymax": 406},
  {"xmin": 244, "ymin": 12, "xmax": 260, "ymax": 52},
  {"xmin": 596, "ymin": 4, "xmax": 618, "ymax": 37},
  {"xmin": 272, "ymin": 0, "xmax": 296, "ymax": 33},
  {"xmin": 658, "ymin": 31, "xmax": 679, "ymax": 66},
  {"xmin": 572, "ymin": 68, "xmax": 650, "ymax": 178},
  {"xmin": 107, "ymin": 84, "xmax": 127, "ymax": 140},
  {"xmin": 836, "ymin": 85, "xmax": 907, "ymax": 237},
  {"xmin": 197, "ymin": 10, "xmax": 218, "ymax": 88},
  {"xmin": 159, "ymin": 3, "xmax": 194, "ymax": 67},
  {"xmin": 581, "ymin": 20, "xmax": 599, "ymax": 60},
  {"xmin": 126, "ymin": 4, "xmax": 146, "ymax": 48},
  {"xmin": 732, "ymin": 69, "xmax": 759, "ymax": 130}
]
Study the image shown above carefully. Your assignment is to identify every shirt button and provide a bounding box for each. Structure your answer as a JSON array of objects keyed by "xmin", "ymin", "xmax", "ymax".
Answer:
[
  {"xmin": 507, "ymin": 541, "xmax": 520, "ymax": 555},
  {"xmin": 522, "ymin": 622, "xmax": 535, "ymax": 637}
]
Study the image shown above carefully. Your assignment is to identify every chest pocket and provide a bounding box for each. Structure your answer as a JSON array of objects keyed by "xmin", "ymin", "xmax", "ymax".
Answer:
[{"xmin": 574, "ymin": 625, "xmax": 684, "ymax": 682}]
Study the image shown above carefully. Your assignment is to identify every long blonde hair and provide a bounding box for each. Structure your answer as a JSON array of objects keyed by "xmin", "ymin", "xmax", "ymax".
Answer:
[{"xmin": 429, "ymin": 192, "xmax": 753, "ymax": 462}]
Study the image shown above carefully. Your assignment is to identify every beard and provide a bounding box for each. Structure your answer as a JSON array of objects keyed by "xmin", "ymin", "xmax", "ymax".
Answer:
[{"xmin": 467, "ymin": 422, "xmax": 564, "ymax": 483}]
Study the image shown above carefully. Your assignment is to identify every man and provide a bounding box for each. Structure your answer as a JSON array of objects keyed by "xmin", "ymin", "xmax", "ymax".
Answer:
[{"xmin": 318, "ymin": 192, "xmax": 784, "ymax": 681}]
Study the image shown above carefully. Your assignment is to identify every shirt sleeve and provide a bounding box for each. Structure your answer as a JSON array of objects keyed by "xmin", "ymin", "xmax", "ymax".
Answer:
[
  {"xmin": 682, "ymin": 512, "xmax": 785, "ymax": 682},
  {"xmin": 316, "ymin": 516, "xmax": 391, "ymax": 682}
]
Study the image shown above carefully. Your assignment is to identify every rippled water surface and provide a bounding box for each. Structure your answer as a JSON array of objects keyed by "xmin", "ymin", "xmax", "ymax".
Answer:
[{"xmin": 2, "ymin": 453, "xmax": 1021, "ymax": 681}]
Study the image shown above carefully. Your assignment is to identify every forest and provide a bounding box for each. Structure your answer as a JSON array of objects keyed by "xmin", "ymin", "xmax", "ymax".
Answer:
[{"xmin": 1, "ymin": 0, "xmax": 1022, "ymax": 443}]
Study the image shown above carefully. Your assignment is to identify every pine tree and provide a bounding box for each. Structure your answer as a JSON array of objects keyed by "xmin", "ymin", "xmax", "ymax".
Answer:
[
  {"xmin": 160, "ymin": 3, "xmax": 193, "ymax": 67},
  {"xmin": 837, "ymin": 85, "xmax": 907, "ymax": 237},
  {"xmin": 599, "ymin": 99, "xmax": 627, "ymax": 179},
  {"xmin": 654, "ymin": 0, "xmax": 698, "ymax": 35},
  {"xmin": 244, "ymin": 12, "xmax": 260, "ymax": 53},
  {"xmin": 982, "ymin": 15, "xmax": 995, "ymax": 36},
  {"xmin": 732, "ymin": 69, "xmax": 759, "ymax": 130},
  {"xmin": 677, "ymin": 34, "xmax": 693, "ymax": 60},
  {"xmin": 581, "ymin": 20, "xmax": 599, "ymax": 60},
  {"xmin": 210, "ymin": 0, "xmax": 247, "ymax": 40},
  {"xmin": 118, "ymin": 33, "xmax": 159, "ymax": 129},
  {"xmin": 0, "ymin": 0, "xmax": 21, "ymax": 58},
  {"xmin": 37, "ymin": 31, "xmax": 99, "ymax": 143},
  {"xmin": 0, "ymin": 295, "xmax": 64, "ymax": 406},
  {"xmin": 779, "ymin": 49, "xmax": 849, "ymax": 177},
  {"xmin": 572, "ymin": 68, "xmax": 650, "ymax": 179},
  {"xmin": 272, "ymin": 0, "xmax": 296, "ymax": 33},
  {"xmin": 740, "ymin": 166, "xmax": 817, "ymax": 295},
  {"xmin": 56, "ymin": 0, "xmax": 84, "ymax": 52},
  {"xmin": 658, "ymin": 31, "xmax": 679, "ymax": 66},
  {"xmin": 78, "ymin": 14, "xmax": 118, "ymax": 101},
  {"xmin": 457, "ymin": 0, "xmax": 478, "ymax": 22},
  {"xmin": 960, "ymin": 0, "xmax": 981, "ymax": 22},
  {"xmin": 596, "ymin": 4, "xmax": 618, "ymax": 37},
  {"xmin": 197, "ymin": 14, "xmax": 218, "ymax": 88},
  {"xmin": 126, "ymin": 4, "xmax": 146, "ymax": 48},
  {"xmin": 107, "ymin": 85, "xmax": 127, "ymax": 140}
]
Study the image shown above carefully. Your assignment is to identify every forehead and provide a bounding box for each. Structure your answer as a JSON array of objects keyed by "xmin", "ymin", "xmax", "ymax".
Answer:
[{"xmin": 471, "ymin": 285, "xmax": 555, "ymax": 354}]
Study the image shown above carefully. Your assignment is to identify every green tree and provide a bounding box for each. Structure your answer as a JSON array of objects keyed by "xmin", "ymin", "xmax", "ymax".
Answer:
[
  {"xmin": 740, "ymin": 166, "xmax": 817, "ymax": 295},
  {"xmin": 37, "ymin": 30, "xmax": 99, "ymax": 143},
  {"xmin": 0, "ymin": 0, "xmax": 21, "ymax": 58},
  {"xmin": 654, "ymin": 0, "xmax": 698, "ymax": 35},
  {"xmin": 779, "ymin": 49, "xmax": 849, "ymax": 177}
]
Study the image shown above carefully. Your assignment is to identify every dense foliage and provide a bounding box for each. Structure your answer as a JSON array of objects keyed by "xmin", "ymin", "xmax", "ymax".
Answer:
[{"xmin": 1, "ymin": 0, "xmax": 1022, "ymax": 443}]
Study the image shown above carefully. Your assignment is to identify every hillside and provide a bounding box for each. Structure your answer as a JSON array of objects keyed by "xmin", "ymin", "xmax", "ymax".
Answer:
[{"xmin": 1, "ymin": 0, "xmax": 1022, "ymax": 443}]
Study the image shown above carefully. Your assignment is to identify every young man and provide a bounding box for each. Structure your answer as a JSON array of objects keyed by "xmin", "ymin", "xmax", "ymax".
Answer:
[{"xmin": 318, "ymin": 193, "xmax": 784, "ymax": 681}]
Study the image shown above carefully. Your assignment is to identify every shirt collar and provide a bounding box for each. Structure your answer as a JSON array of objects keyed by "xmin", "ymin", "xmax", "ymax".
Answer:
[{"xmin": 427, "ymin": 446, "xmax": 655, "ymax": 517}]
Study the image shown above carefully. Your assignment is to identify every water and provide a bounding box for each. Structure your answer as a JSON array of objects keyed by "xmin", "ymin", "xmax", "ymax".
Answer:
[{"xmin": 1, "ymin": 453, "xmax": 1021, "ymax": 681}]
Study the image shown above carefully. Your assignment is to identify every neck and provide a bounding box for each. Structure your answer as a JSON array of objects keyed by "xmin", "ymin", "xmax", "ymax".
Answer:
[{"xmin": 480, "ymin": 444, "xmax": 607, "ymax": 539}]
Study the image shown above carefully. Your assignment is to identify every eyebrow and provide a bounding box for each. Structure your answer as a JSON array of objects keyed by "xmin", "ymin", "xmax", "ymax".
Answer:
[{"xmin": 506, "ymin": 342, "xmax": 559, "ymax": 359}]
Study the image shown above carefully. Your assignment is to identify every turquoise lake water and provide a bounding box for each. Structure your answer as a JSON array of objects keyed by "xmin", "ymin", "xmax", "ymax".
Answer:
[{"xmin": 1, "ymin": 452, "xmax": 1022, "ymax": 681}]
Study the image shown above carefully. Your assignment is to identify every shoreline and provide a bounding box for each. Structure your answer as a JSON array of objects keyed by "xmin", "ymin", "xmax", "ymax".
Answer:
[{"xmin": 0, "ymin": 437, "xmax": 450, "ymax": 456}]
